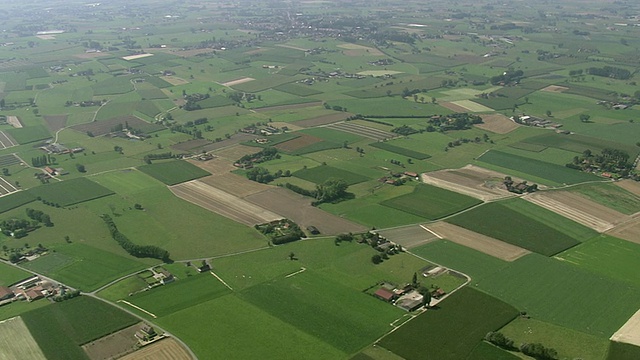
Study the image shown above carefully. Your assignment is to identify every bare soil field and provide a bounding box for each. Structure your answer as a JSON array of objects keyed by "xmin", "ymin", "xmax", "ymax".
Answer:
[
  {"xmin": 254, "ymin": 102, "xmax": 323, "ymax": 113},
  {"xmin": 43, "ymin": 115, "xmax": 68, "ymax": 132},
  {"xmin": 0, "ymin": 131, "xmax": 17, "ymax": 149},
  {"xmin": 187, "ymin": 158, "xmax": 236, "ymax": 175},
  {"xmin": 292, "ymin": 113, "xmax": 353, "ymax": 128},
  {"xmin": 7, "ymin": 115, "xmax": 22, "ymax": 128},
  {"xmin": 275, "ymin": 44, "xmax": 309, "ymax": 51},
  {"xmin": 118, "ymin": 338, "xmax": 192, "ymax": 360},
  {"xmin": 71, "ymin": 116, "xmax": 164, "ymax": 136},
  {"xmin": 541, "ymin": 85, "xmax": 569, "ymax": 93},
  {"xmin": 326, "ymin": 122, "xmax": 395, "ymax": 140},
  {"xmin": 200, "ymin": 133, "xmax": 258, "ymax": 153},
  {"xmin": 0, "ymin": 317, "xmax": 46, "ymax": 360},
  {"xmin": 337, "ymin": 43, "xmax": 384, "ymax": 56},
  {"xmin": 0, "ymin": 176, "xmax": 19, "ymax": 196},
  {"xmin": 171, "ymin": 139, "xmax": 213, "ymax": 152},
  {"xmin": 606, "ymin": 214, "xmax": 640, "ymax": 245},
  {"xmin": 221, "ymin": 77, "xmax": 255, "ymax": 87},
  {"xmin": 210, "ymin": 144, "xmax": 264, "ymax": 162},
  {"xmin": 611, "ymin": 309, "xmax": 640, "ymax": 346},
  {"xmin": 170, "ymin": 180, "xmax": 282, "ymax": 226},
  {"xmin": 422, "ymin": 165, "xmax": 517, "ymax": 201},
  {"xmin": 275, "ymin": 134, "xmax": 323, "ymax": 152},
  {"xmin": 82, "ymin": 323, "xmax": 141, "ymax": 360},
  {"xmin": 440, "ymin": 101, "xmax": 473, "ymax": 113},
  {"xmin": 476, "ymin": 114, "xmax": 519, "ymax": 134},
  {"xmin": 200, "ymin": 173, "xmax": 271, "ymax": 198},
  {"xmin": 246, "ymin": 188, "xmax": 367, "ymax": 235},
  {"xmin": 270, "ymin": 121, "xmax": 304, "ymax": 132},
  {"xmin": 160, "ymin": 76, "xmax": 189, "ymax": 86},
  {"xmin": 616, "ymin": 179, "xmax": 640, "ymax": 197},
  {"xmin": 122, "ymin": 54, "xmax": 153, "ymax": 61},
  {"xmin": 523, "ymin": 191, "xmax": 626, "ymax": 232},
  {"xmin": 426, "ymin": 222, "xmax": 530, "ymax": 261},
  {"xmin": 378, "ymin": 225, "xmax": 439, "ymax": 249}
]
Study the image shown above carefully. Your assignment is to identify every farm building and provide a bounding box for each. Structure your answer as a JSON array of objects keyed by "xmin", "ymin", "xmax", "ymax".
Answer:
[
  {"xmin": 0, "ymin": 286, "xmax": 14, "ymax": 301},
  {"xmin": 395, "ymin": 290, "xmax": 424, "ymax": 312},
  {"xmin": 374, "ymin": 288, "xmax": 396, "ymax": 302},
  {"xmin": 306, "ymin": 226, "xmax": 320, "ymax": 235}
]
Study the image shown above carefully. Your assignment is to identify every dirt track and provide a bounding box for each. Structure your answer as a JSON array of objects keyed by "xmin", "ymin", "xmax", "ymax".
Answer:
[
  {"xmin": 611, "ymin": 309, "xmax": 640, "ymax": 347},
  {"xmin": 118, "ymin": 338, "xmax": 192, "ymax": 360},
  {"xmin": 421, "ymin": 164, "xmax": 516, "ymax": 201},
  {"xmin": 426, "ymin": 222, "xmax": 530, "ymax": 261},
  {"xmin": 523, "ymin": 191, "xmax": 626, "ymax": 232},
  {"xmin": 170, "ymin": 180, "xmax": 282, "ymax": 226}
]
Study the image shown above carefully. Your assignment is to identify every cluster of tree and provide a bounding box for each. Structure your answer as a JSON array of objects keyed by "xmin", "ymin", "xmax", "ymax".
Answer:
[
  {"xmin": 427, "ymin": 113, "xmax": 483, "ymax": 131},
  {"xmin": 587, "ymin": 66, "xmax": 631, "ymax": 80},
  {"xmin": 391, "ymin": 125, "xmax": 419, "ymax": 136},
  {"xmin": 183, "ymin": 93, "xmax": 210, "ymax": 111},
  {"xmin": 236, "ymin": 147, "xmax": 279, "ymax": 168},
  {"xmin": 53, "ymin": 289, "xmax": 81, "ymax": 302},
  {"xmin": 26, "ymin": 208, "xmax": 53, "ymax": 227},
  {"xmin": 31, "ymin": 155, "xmax": 51, "ymax": 167},
  {"xmin": 0, "ymin": 218, "xmax": 33, "ymax": 238},
  {"xmin": 246, "ymin": 167, "xmax": 286, "ymax": 183},
  {"xmin": 485, "ymin": 332, "xmax": 515, "ymax": 350},
  {"xmin": 101, "ymin": 214, "xmax": 171, "ymax": 262},
  {"xmin": 389, "ymin": 159, "xmax": 405, "ymax": 168},
  {"xmin": 76, "ymin": 163, "xmax": 86, "ymax": 173},
  {"xmin": 370, "ymin": 31, "xmax": 416, "ymax": 45},
  {"xmin": 2, "ymin": 168, "xmax": 9, "ymax": 176},
  {"xmin": 143, "ymin": 152, "xmax": 181, "ymax": 164},
  {"xmin": 170, "ymin": 124, "xmax": 203, "ymax": 139},
  {"xmin": 323, "ymin": 103, "xmax": 348, "ymax": 112},
  {"xmin": 193, "ymin": 117, "xmax": 208, "ymax": 125},
  {"xmin": 446, "ymin": 135, "xmax": 490, "ymax": 150},
  {"xmin": 503, "ymin": 176, "xmax": 538, "ymax": 194},
  {"xmin": 566, "ymin": 148, "xmax": 633, "ymax": 177},
  {"xmin": 520, "ymin": 343, "xmax": 558, "ymax": 360},
  {"xmin": 490, "ymin": 69, "xmax": 524, "ymax": 85},
  {"xmin": 283, "ymin": 178, "xmax": 352, "ymax": 206},
  {"xmin": 440, "ymin": 79, "xmax": 458, "ymax": 88},
  {"xmin": 255, "ymin": 219, "xmax": 305, "ymax": 245},
  {"xmin": 36, "ymin": 196, "xmax": 61, "ymax": 208}
]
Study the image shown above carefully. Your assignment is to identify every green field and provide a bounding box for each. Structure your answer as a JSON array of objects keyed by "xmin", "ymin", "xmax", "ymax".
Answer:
[
  {"xmin": 240, "ymin": 270, "xmax": 403, "ymax": 353},
  {"xmin": 128, "ymin": 273, "xmax": 231, "ymax": 317},
  {"xmin": 0, "ymin": 316, "xmax": 46, "ymax": 360},
  {"xmin": 0, "ymin": 191, "xmax": 36, "ymax": 214},
  {"xmin": 518, "ymin": 133, "xmax": 640, "ymax": 158},
  {"xmin": 5, "ymin": 125, "xmax": 51, "ymax": 144},
  {"xmin": 274, "ymin": 83, "xmax": 322, "ymax": 96},
  {"xmin": 607, "ymin": 342, "xmax": 640, "ymax": 360},
  {"xmin": 466, "ymin": 342, "xmax": 520, "ymax": 360},
  {"xmin": 293, "ymin": 164, "xmax": 369, "ymax": 185},
  {"xmin": 478, "ymin": 150, "xmax": 602, "ymax": 185},
  {"xmin": 382, "ymin": 184, "xmax": 482, "ymax": 220},
  {"xmin": 27, "ymin": 177, "xmax": 115, "ymax": 207},
  {"xmin": 92, "ymin": 76, "xmax": 134, "ymax": 96},
  {"xmin": 0, "ymin": 262, "xmax": 32, "ymax": 286},
  {"xmin": 567, "ymin": 183, "xmax": 640, "ymax": 215},
  {"xmin": 478, "ymin": 254, "xmax": 640, "ymax": 338},
  {"xmin": 22, "ymin": 296, "xmax": 138, "ymax": 360},
  {"xmin": 378, "ymin": 287, "xmax": 518, "ymax": 360},
  {"xmin": 369, "ymin": 141, "xmax": 431, "ymax": 160},
  {"xmin": 137, "ymin": 160, "xmax": 210, "ymax": 185},
  {"xmin": 446, "ymin": 201, "xmax": 582, "ymax": 256}
]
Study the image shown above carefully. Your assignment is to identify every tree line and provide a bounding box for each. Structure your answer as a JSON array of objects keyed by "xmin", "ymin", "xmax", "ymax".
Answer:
[{"xmin": 101, "ymin": 214, "xmax": 171, "ymax": 262}]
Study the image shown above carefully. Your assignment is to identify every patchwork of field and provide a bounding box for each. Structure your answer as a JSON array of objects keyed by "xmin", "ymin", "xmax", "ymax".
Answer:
[
  {"xmin": 71, "ymin": 115, "xmax": 164, "ymax": 136},
  {"xmin": 118, "ymin": 338, "xmax": 192, "ymax": 360},
  {"xmin": 0, "ymin": 130, "xmax": 17, "ymax": 149},
  {"xmin": 377, "ymin": 225, "xmax": 439, "ymax": 249},
  {"xmin": 421, "ymin": 164, "xmax": 517, "ymax": 201},
  {"xmin": 325, "ymin": 122, "xmax": 395, "ymax": 140},
  {"xmin": 523, "ymin": 191, "xmax": 626, "ymax": 232},
  {"xmin": 245, "ymin": 188, "xmax": 367, "ymax": 235},
  {"xmin": 476, "ymin": 113, "xmax": 519, "ymax": 134},
  {"xmin": 253, "ymin": 101, "xmax": 323, "ymax": 113},
  {"xmin": 611, "ymin": 310, "xmax": 640, "ymax": 347},
  {"xmin": 170, "ymin": 180, "xmax": 282, "ymax": 226},
  {"xmin": 82, "ymin": 323, "xmax": 142, "ymax": 360},
  {"xmin": 426, "ymin": 222, "xmax": 530, "ymax": 261},
  {"xmin": 292, "ymin": 113, "xmax": 352, "ymax": 127},
  {"xmin": 381, "ymin": 184, "xmax": 482, "ymax": 221},
  {"xmin": 138, "ymin": 160, "xmax": 211, "ymax": 186},
  {"xmin": 0, "ymin": 317, "xmax": 46, "ymax": 360}
]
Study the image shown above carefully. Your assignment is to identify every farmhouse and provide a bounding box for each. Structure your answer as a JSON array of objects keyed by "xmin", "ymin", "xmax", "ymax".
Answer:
[
  {"xmin": 395, "ymin": 290, "xmax": 424, "ymax": 312},
  {"xmin": 374, "ymin": 288, "xmax": 396, "ymax": 302}
]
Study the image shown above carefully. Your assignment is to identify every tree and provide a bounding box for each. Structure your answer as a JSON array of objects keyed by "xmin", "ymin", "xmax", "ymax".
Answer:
[
  {"xmin": 546, "ymin": 110, "xmax": 552, "ymax": 117},
  {"xmin": 422, "ymin": 291, "xmax": 432, "ymax": 308},
  {"xmin": 371, "ymin": 254, "xmax": 383, "ymax": 264},
  {"xmin": 75, "ymin": 163, "xmax": 86, "ymax": 173},
  {"xmin": 386, "ymin": 90, "xmax": 392, "ymax": 97},
  {"xmin": 580, "ymin": 114, "xmax": 591, "ymax": 122},
  {"xmin": 288, "ymin": 252, "xmax": 296, "ymax": 260},
  {"xmin": 412, "ymin": 272, "xmax": 418, "ymax": 286},
  {"xmin": 64, "ymin": 235, "xmax": 71, "ymax": 243}
]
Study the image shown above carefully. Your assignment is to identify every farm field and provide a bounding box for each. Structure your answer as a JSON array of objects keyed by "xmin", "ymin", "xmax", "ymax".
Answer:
[
  {"xmin": 377, "ymin": 225, "xmax": 439, "ymax": 249},
  {"xmin": 117, "ymin": 337, "xmax": 192, "ymax": 360},
  {"xmin": 421, "ymin": 165, "xmax": 517, "ymax": 201},
  {"xmin": 81, "ymin": 323, "xmax": 142, "ymax": 360},
  {"xmin": 27, "ymin": 177, "xmax": 114, "ymax": 207},
  {"xmin": 0, "ymin": 190, "xmax": 36, "ymax": 214},
  {"xmin": 569, "ymin": 182, "xmax": 640, "ymax": 215},
  {"xmin": 0, "ymin": 262, "xmax": 33, "ymax": 286},
  {"xmin": 0, "ymin": 316, "xmax": 46, "ymax": 360},
  {"xmin": 138, "ymin": 160, "xmax": 210, "ymax": 186},
  {"xmin": 377, "ymin": 287, "xmax": 518, "ymax": 360},
  {"xmin": 293, "ymin": 164, "xmax": 369, "ymax": 185},
  {"xmin": 381, "ymin": 184, "xmax": 482, "ymax": 220}
]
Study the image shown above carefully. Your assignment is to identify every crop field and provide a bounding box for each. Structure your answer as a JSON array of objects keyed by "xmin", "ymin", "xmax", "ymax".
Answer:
[
  {"xmin": 615, "ymin": 180, "xmax": 640, "ymax": 198},
  {"xmin": 369, "ymin": 142, "xmax": 431, "ymax": 159},
  {"xmin": 446, "ymin": 201, "xmax": 582, "ymax": 256},
  {"xmin": 0, "ymin": 317, "xmax": 46, "ymax": 360},
  {"xmin": 569, "ymin": 182, "xmax": 640, "ymax": 215},
  {"xmin": 293, "ymin": 113, "xmax": 352, "ymax": 128},
  {"xmin": 274, "ymin": 83, "xmax": 322, "ymax": 96},
  {"xmin": 27, "ymin": 177, "xmax": 114, "ymax": 206},
  {"xmin": 137, "ymin": 88, "xmax": 167, "ymax": 99},
  {"xmin": 476, "ymin": 113, "xmax": 519, "ymax": 134},
  {"xmin": 478, "ymin": 150, "xmax": 602, "ymax": 185},
  {"xmin": 42, "ymin": 115, "xmax": 68, "ymax": 132},
  {"xmin": 298, "ymin": 127, "xmax": 364, "ymax": 145},
  {"xmin": 71, "ymin": 115, "xmax": 164, "ymax": 136},
  {"xmin": 477, "ymin": 254, "xmax": 640, "ymax": 338},
  {"xmin": 293, "ymin": 164, "xmax": 369, "ymax": 185},
  {"xmin": 5, "ymin": 125, "xmax": 51, "ymax": 144},
  {"xmin": 92, "ymin": 76, "xmax": 134, "ymax": 96},
  {"xmin": 200, "ymin": 173, "xmax": 270, "ymax": 198},
  {"xmin": 326, "ymin": 122, "xmax": 395, "ymax": 141},
  {"xmin": 0, "ymin": 175, "xmax": 19, "ymax": 196},
  {"xmin": 607, "ymin": 342, "xmax": 640, "ymax": 360},
  {"xmin": 421, "ymin": 165, "xmax": 516, "ymax": 201},
  {"xmin": 118, "ymin": 337, "xmax": 192, "ymax": 360},
  {"xmin": 0, "ymin": 130, "xmax": 18, "ymax": 149},
  {"xmin": 0, "ymin": 262, "xmax": 31, "ymax": 287},
  {"xmin": 135, "ymin": 100, "xmax": 161, "ymax": 117},
  {"xmin": 240, "ymin": 270, "xmax": 403, "ymax": 354},
  {"xmin": 138, "ymin": 160, "xmax": 210, "ymax": 185},
  {"xmin": 128, "ymin": 274, "xmax": 231, "ymax": 318},
  {"xmin": 381, "ymin": 184, "xmax": 482, "ymax": 220},
  {"xmin": 22, "ymin": 296, "xmax": 138, "ymax": 360},
  {"xmin": 377, "ymin": 225, "xmax": 440, "ymax": 249},
  {"xmin": 82, "ymin": 323, "xmax": 141, "ymax": 360},
  {"xmin": 378, "ymin": 287, "xmax": 518, "ymax": 360},
  {"xmin": 274, "ymin": 133, "xmax": 323, "ymax": 152},
  {"xmin": 466, "ymin": 342, "xmax": 520, "ymax": 360},
  {"xmin": 517, "ymin": 133, "xmax": 640, "ymax": 158}
]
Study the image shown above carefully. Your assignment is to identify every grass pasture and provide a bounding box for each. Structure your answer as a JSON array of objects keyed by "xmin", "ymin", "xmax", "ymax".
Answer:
[
  {"xmin": 382, "ymin": 184, "xmax": 482, "ymax": 221},
  {"xmin": 0, "ymin": 317, "xmax": 46, "ymax": 360},
  {"xmin": 478, "ymin": 150, "xmax": 601, "ymax": 185},
  {"xmin": 607, "ymin": 342, "xmax": 640, "ymax": 360},
  {"xmin": 446, "ymin": 201, "xmax": 581, "ymax": 256},
  {"xmin": 137, "ymin": 160, "xmax": 210, "ymax": 185},
  {"xmin": 92, "ymin": 76, "xmax": 134, "ymax": 96},
  {"xmin": 378, "ymin": 287, "xmax": 518, "ymax": 360},
  {"xmin": 369, "ymin": 142, "xmax": 431, "ymax": 160},
  {"xmin": 240, "ymin": 271, "xmax": 403, "ymax": 353},
  {"xmin": 0, "ymin": 262, "xmax": 32, "ymax": 287},
  {"xmin": 293, "ymin": 165, "xmax": 369, "ymax": 185},
  {"xmin": 274, "ymin": 83, "xmax": 322, "ymax": 97},
  {"xmin": 519, "ymin": 133, "xmax": 639, "ymax": 158},
  {"xmin": 27, "ymin": 177, "xmax": 114, "ymax": 206},
  {"xmin": 22, "ymin": 296, "xmax": 137, "ymax": 360},
  {"xmin": 4, "ymin": 125, "xmax": 51, "ymax": 144},
  {"xmin": 568, "ymin": 183, "xmax": 640, "ymax": 215},
  {"xmin": 0, "ymin": 191, "xmax": 36, "ymax": 214}
]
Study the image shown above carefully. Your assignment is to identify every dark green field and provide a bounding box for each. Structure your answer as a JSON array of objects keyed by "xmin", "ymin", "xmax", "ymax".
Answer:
[
  {"xmin": 446, "ymin": 202, "xmax": 581, "ymax": 256},
  {"xmin": 369, "ymin": 142, "xmax": 431, "ymax": 160},
  {"xmin": 518, "ymin": 133, "xmax": 639, "ymax": 158},
  {"xmin": 137, "ymin": 160, "xmax": 210, "ymax": 185},
  {"xmin": 606, "ymin": 342, "xmax": 640, "ymax": 360},
  {"xmin": 0, "ymin": 191, "xmax": 36, "ymax": 214},
  {"xmin": 275, "ymin": 83, "xmax": 323, "ymax": 96},
  {"xmin": 382, "ymin": 184, "xmax": 482, "ymax": 220},
  {"xmin": 293, "ymin": 165, "xmax": 369, "ymax": 185},
  {"xmin": 27, "ymin": 178, "xmax": 114, "ymax": 206},
  {"xmin": 378, "ymin": 287, "xmax": 518, "ymax": 360},
  {"xmin": 5, "ymin": 125, "xmax": 51, "ymax": 144},
  {"xmin": 22, "ymin": 296, "xmax": 138, "ymax": 360}
]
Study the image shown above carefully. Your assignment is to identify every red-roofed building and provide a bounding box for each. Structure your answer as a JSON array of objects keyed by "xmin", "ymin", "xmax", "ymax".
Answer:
[
  {"xmin": 24, "ymin": 289, "xmax": 43, "ymax": 302},
  {"xmin": 374, "ymin": 288, "xmax": 396, "ymax": 302}
]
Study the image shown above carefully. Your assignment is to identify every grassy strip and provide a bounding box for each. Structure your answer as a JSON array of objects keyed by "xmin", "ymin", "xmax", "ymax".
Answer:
[{"xmin": 369, "ymin": 142, "xmax": 431, "ymax": 160}]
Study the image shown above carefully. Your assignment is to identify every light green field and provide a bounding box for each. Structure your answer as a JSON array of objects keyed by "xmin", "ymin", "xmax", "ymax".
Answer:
[
  {"xmin": 0, "ymin": 317, "xmax": 46, "ymax": 360},
  {"xmin": 566, "ymin": 183, "xmax": 640, "ymax": 215},
  {"xmin": 0, "ymin": 262, "xmax": 32, "ymax": 286}
]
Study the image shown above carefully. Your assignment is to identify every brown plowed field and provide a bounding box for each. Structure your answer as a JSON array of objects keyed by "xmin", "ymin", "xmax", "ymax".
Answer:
[
  {"xmin": 245, "ymin": 188, "xmax": 367, "ymax": 235},
  {"xmin": 82, "ymin": 323, "xmax": 141, "ymax": 360},
  {"xmin": 293, "ymin": 113, "xmax": 353, "ymax": 128},
  {"xmin": 275, "ymin": 134, "xmax": 323, "ymax": 152},
  {"xmin": 523, "ymin": 191, "xmax": 626, "ymax": 232},
  {"xmin": 200, "ymin": 173, "xmax": 271, "ymax": 198},
  {"xmin": 476, "ymin": 114, "xmax": 519, "ymax": 134},
  {"xmin": 187, "ymin": 158, "xmax": 236, "ymax": 175},
  {"xmin": 422, "ymin": 164, "xmax": 517, "ymax": 201},
  {"xmin": 378, "ymin": 225, "xmax": 439, "ymax": 249},
  {"xmin": 43, "ymin": 115, "xmax": 68, "ymax": 132},
  {"xmin": 440, "ymin": 101, "xmax": 470, "ymax": 113},
  {"xmin": 616, "ymin": 179, "xmax": 640, "ymax": 197},
  {"xmin": 118, "ymin": 338, "xmax": 192, "ymax": 360},
  {"xmin": 541, "ymin": 85, "xmax": 569, "ymax": 93},
  {"xmin": 170, "ymin": 181, "xmax": 282, "ymax": 226},
  {"xmin": 607, "ymin": 214, "xmax": 640, "ymax": 245},
  {"xmin": 426, "ymin": 222, "xmax": 530, "ymax": 261}
]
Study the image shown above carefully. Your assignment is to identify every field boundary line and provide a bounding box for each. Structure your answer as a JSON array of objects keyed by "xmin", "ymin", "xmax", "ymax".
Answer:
[
  {"xmin": 285, "ymin": 267, "xmax": 306, "ymax": 278},
  {"xmin": 210, "ymin": 271, "xmax": 233, "ymax": 291},
  {"xmin": 117, "ymin": 300, "xmax": 157, "ymax": 318},
  {"xmin": 419, "ymin": 225, "xmax": 443, "ymax": 239}
]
